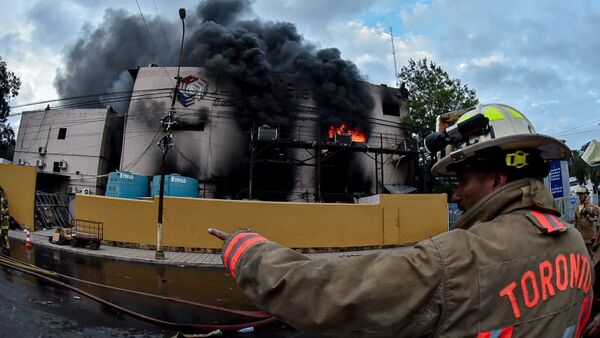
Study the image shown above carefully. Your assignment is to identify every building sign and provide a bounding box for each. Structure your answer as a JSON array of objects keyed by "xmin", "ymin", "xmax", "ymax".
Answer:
[
  {"xmin": 548, "ymin": 160, "xmax": 565, "ymax": 198},
  {"xmin": 178, "ymin": 75, "xmax": 208, "ymax": 107}
]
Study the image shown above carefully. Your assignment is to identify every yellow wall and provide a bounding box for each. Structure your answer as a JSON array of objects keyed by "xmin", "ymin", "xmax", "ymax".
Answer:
[
  {"xmin": 76, "ymin": 196, "xmax": 156, "ymax": 245},
  {"xmin": 76, "ymin": 193, "xmax": 448, "ymax": 249},
  {"xmin": 0, "ymin": 163, "xmax": 37, "ymax": 229}
]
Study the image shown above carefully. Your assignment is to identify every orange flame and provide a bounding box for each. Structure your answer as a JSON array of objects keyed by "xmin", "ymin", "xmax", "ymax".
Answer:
[{"xmin": 328, "ymin": 123, "xmax": 367, "ymax": 143}]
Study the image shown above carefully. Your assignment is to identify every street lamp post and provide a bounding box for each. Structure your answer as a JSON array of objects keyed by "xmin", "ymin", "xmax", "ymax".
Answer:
[{"xmin": 156, "ymin": 8, "xmax": 186, "ymax": 260}]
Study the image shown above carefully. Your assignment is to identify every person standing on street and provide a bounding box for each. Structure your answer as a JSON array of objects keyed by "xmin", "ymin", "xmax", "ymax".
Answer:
[
  {"xmin": 209, "ymin": 104, "xmax": 591, "ymax": 337},
  {"xmin": 575, "ymin": 186, "xmax": 597, "ymax": 252},
  {"xmin": 0, "ymin": 187, "xmax": 10, "ymax": 255}
]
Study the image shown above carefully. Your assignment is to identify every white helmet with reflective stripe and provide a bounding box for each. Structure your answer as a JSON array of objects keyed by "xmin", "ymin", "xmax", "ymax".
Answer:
[
  {"xmin": 576, "ymin": 186, "xmax": 590, "ymax": 195},
  {"xmin": 430, "ymin": 103, "xmax": 571, "ymax": 176}
]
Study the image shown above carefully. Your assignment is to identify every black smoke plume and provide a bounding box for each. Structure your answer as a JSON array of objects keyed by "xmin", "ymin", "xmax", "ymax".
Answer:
[{"xmin": 54, "ymin": 0, "xmax": 374, "ymax": 127}]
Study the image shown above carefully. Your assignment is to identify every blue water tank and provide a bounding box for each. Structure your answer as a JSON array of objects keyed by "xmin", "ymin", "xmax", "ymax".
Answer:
[
  {"xmin": 151, "ymin": 174, "xmax": 199, "ymax": 198},
  {"xmin": 105, "ymin": 172, "xmax": 150, "ymax": 199}
]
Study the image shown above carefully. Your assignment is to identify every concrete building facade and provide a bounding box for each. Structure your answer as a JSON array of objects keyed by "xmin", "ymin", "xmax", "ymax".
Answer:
[
  {"xmin": 13, "ymin": 107, "xmax": 124, "ymax": 195},
  {"xmin": 121, "ymin": 66, "xmax": 416, "ymax": 202}
]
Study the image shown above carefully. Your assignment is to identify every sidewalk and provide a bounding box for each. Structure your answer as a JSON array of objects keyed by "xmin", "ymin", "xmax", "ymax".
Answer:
[{"xmin": 8, "ymin": 229, "xmax": 404, "ymax": 267}]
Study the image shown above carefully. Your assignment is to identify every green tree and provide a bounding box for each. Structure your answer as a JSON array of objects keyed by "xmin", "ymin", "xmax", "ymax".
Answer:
[
  {"xmin": 0, "ymin": 56, "xmax": 20, "ymax": 160},
  {"xmin": 398, "ymin": 58, "xmax": 478, "ymax": 193}
]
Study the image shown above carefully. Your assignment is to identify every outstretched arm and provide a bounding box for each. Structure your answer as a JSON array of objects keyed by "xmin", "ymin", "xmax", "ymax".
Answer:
[{"xmin": 208, "ymin": 227, "xmax": 445, "ymax": 336}]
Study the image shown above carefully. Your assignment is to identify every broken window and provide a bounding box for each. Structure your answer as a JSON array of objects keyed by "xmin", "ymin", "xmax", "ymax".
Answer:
[{"xmin": 58, "ymin": 128, "xmax": 67, "ymax": 140}]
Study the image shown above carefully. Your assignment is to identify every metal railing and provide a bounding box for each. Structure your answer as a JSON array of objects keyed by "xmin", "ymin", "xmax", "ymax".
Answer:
[{"xmin": 34, "ymin": 191, "xmax": 73, "ymax": 229}]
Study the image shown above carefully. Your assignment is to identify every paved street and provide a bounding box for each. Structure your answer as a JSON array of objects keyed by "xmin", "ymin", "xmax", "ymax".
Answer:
[
  {"xmin": 1, "ymin": 238, "xmax": 313, "ymax": 337},
  {"xmin": 3, "ymin": 229, "xmax": 408, "ymax": 337}
]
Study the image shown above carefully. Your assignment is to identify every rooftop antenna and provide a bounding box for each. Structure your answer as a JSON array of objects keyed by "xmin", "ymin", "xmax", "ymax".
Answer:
[{"xmin": 389, "ymin": 26, "xmax": 400, "ymax": 88}]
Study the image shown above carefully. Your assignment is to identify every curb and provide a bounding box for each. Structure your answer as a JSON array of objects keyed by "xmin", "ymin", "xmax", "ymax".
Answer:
[{"xmin": 8, "ymin": 229, "xmax": 225, "ymax": 267}]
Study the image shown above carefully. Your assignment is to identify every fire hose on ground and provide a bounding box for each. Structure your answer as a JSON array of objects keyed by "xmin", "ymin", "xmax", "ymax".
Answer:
[{"xmin": 0, "ymin": 253, "xmax": 278, "ymax": 335}]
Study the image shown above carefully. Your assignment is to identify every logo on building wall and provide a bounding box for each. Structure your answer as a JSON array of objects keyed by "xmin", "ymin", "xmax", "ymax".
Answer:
[{"xmin": 178, "ymin": 75, "xmax": 208, "ymax": 107}]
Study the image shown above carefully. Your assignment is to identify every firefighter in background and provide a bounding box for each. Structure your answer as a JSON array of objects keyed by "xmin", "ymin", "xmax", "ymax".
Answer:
[
  {"xmin": 0, "ymin": 187, "xmax": 10, "ymax": 255},
  {"xmin": 582, "ymin": 186, "xmax": 600, "ymax": 337},
  {"xmin": 575, "ymin": 186, "xmax": 600, "ymax": 256},
  {"xmin": 208, "ymin": 104, "xmax": 592, "ymax": 337}
]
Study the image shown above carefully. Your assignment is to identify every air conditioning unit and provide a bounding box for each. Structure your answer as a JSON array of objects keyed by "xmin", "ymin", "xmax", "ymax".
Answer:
[
  {"xmin": 82, "ymin": 188, "xmax": 92, "ymax": 195},
  {"xmin": 35, "ymin": 159, "xmax": 45, "ymax": 168},
  {"xmin": 67, "ymin": 186, "xmax": 78, "ymax": 194},
  {"xmin": 38, "ymin": 147, "xmax": 46, "ymax": 155},
  {"xmin": 334, "ymin": 133, "xmax": 352, "ymax": 145},
  {"xmin": 59, "ymin": 160, "xmax": 68, "ymax": 169},
  {"xmin": 17, "ymin": 159, "xmax": 25, "ymax": 165},
  {"xmin": 258, "ymin": 126, "xmax": 279, "ymax": 140}
]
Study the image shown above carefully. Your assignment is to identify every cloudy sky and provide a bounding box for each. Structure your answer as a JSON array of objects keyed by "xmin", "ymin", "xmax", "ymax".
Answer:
[{"xmin": 1, "ymin": 0, "xmax": 599, "ymax": 150}]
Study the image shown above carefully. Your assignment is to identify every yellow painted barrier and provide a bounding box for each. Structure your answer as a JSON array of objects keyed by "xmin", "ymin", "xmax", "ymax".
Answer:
[
  {"xmin": 0, "ymin": 163, "xmax": 37, "ymax": 229},
  {"xmin": 76, "ymin": 193, "xmax": 448, "ymax": 249}
]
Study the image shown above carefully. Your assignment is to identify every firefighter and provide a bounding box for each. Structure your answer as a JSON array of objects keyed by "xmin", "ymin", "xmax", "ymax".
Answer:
[
  {"xmin": 209, "ymin": 104, "xmax": 591, "ymax": 337},
  {"xmin": 574, "ymin": 186, "xmax": 599, "ymax": 257},
  {"xmin": 0, "ymin": 187, "xmax": 10, "ymax": 255}
]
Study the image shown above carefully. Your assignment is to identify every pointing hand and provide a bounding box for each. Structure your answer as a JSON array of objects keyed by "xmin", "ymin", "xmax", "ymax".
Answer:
[{"xmin": 208, "ymin": 228, "xmax": 229, "ymax": 241}]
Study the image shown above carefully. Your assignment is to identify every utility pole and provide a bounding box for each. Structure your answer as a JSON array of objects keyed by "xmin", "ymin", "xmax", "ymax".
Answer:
[
  {"xmin": 155, "ymin": 8, "xmax": 186, "ymax": 260},
  {"xmin": 389, "ymin": 26, "xmax": 400, "ymax": 88}
]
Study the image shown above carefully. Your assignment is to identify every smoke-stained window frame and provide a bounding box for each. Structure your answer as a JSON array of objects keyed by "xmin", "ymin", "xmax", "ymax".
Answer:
[{"xmin": 58, "ymin": 128, "xmax": 67, "ymax": 140}]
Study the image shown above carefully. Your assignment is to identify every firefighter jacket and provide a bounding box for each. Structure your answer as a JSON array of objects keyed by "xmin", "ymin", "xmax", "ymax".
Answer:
[
  {"xmin": 221, "ymin": 178, "xmax": 593, "ymax": 337},
  {"xmin": 575, "ymin": 198, "xmax": 598, "ymax": 246},
  {"xmin": 0, "ymin": 197, "xmax": 8, "ymax": 225}
]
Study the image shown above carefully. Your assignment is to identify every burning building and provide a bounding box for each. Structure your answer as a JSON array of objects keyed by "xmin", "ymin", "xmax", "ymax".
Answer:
[
  {"xmin": 51, "ymin": 0, "xmax": 418, "ymax": 202},
  {"xmin": 120, "ymin": 66, "xmax": 416, "ymax": 202}
]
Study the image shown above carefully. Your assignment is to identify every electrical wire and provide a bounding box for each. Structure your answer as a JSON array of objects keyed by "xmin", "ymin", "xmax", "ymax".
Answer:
[
  {"xmin": 555, "ymin": 128, "xmax": 600, "ymax": 137},
  {"xmin": 552, "ymin": 119, "xmax": 600, "ymax": 137},
  {"xmin": 9, "ymin": 88, "xmax": 172, "ymax": 111},
  {"xmin": 122, "ymin": 126, "xmax": 163, "ymax": 172},
  {"xmin": 153, "ymin": 0, "xmax": 176, "ymax": 64},
  {"xmin": 135, "ymin": 0, "xmax": 174, "ymax": 88}
]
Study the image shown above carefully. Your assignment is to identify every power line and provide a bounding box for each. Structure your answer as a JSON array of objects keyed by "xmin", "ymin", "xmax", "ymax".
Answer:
[
  {"xmin": 556, "ymin": 128, "xmax": 600, "ymax": 138},
  {"xmin": 153, "ymin": 0, "xmax": 176, "ymax": 64},
  {"xmin": 121, "ymin": 126, "xmax": 163, "ymax": 171},
  {"xmin": 135, "ymin": 0, "xmax": 174, "ymax": 88},
  {"xmin": 9, "ymin": 88, "xmax": 172, "ymax": 110},
  {"xmin": 552, "ymin": 119, "xmax": 600, "ymax": 137}
]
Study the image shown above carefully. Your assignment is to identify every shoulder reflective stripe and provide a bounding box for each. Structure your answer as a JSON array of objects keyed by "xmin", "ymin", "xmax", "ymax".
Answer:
[
  {"xmin": 507, "ymin": 107, "xmax": 524, "ymax": 119},
  {"xmin": 547, "ymin": 214, "xmax": 567, "ymax": 231},
  {"xmin": 477, "ymin": 326, "xmax": 514, "ymax": 338},
  {"xmin": 575, "ymin": 296, "xmax": 593, "ymax": 338},
  {"xmin": 483, "ymin": 106, "xmax": 505, "ymax": 121},
  {"xmin": 229, "ymin": 236, "xmax": 267, "ymax": 278},
  {"xmin": 223, "ymin": 232, "xmax": 258, "ymax": 269},
  {"xmin": 457, "ymin": 111, "xmax": 474, "ymax": 123},
  {"xmin": 531, "ymin": 210, "xmax": 566, "ymax": 233}
]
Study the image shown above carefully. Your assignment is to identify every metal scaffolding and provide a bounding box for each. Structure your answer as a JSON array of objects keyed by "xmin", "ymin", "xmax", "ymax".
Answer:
[{"xmin": 247, "ymin": 126, "xmax": 417, "ymax": 202}]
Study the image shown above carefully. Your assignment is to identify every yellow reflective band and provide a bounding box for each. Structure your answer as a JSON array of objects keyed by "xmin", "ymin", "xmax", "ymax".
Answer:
[
  {"xmin": 506, "ymin": 150, "xmax": 529, "ymax": 168},
  {"xmin": 483, "ymin": 106, "xmax": 505, "ymax": 121},
  {"xmin": 507, "ymin": 107, "xmax": 524, "ymax": 119},
  {"xmin": 457, "ymin": 112, "xmax": 474, "ymax": 124}
]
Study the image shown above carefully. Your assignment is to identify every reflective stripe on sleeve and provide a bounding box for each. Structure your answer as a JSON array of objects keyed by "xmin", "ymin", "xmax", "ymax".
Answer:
[
  {"xmin": 575, "ymin": 296, "xmax": 592, "ymax": 338},
  {"xmin": 223, "ymin": 232, "xmax": 259, "ymax": 269},
  {"xmin": 477, "ymin": 325, "xmax": 514, "ymax": 338},
  {"xmin": 229, "ymin": 236, "xmax": 267, "ymax": 278}
]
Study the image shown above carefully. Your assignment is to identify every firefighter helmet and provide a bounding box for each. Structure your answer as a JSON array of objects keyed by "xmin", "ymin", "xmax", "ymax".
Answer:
[
  {"xmin": 576, "ymin": 186, "xmax": 590, "ymax": 195},
  {"xmin": 429, "ymin": 103, "xmax": 571, "ymax": 176}
]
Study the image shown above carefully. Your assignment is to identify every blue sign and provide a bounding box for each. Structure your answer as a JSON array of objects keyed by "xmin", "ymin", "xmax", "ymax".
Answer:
[{"xmin": 548, "ymin": 160, "xmax": 564, "ymax": 198}]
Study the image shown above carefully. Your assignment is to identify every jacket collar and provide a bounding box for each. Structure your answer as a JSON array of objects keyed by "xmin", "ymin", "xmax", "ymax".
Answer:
[{"xmin": 454, "ymin": 178, "xmax": 559, "ymax": 230}]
